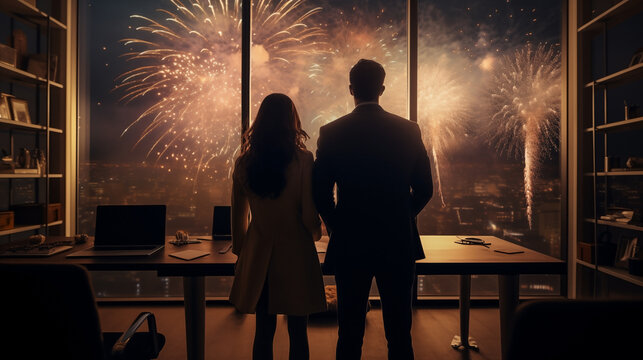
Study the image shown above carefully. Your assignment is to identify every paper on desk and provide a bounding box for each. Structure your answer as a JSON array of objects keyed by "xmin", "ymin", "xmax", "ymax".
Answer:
[
  {"xmin": 169, "ymin": 249, "xmax": 210, "ymax": 261},
  {"xmin": 493, "ymin": 248, "xmax": 524, "ymax": 255}
]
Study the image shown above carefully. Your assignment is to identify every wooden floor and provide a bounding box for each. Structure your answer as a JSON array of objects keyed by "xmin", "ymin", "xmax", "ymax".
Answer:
[{"xmin": 98, "ymin": 303, "xmax": 500, "ymax": 360}]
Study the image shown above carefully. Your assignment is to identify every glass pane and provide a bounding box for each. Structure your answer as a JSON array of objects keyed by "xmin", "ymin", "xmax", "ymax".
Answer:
[
  {"xmin": 251, "ymin": 0, "xmax": 408, "ymax": 152},
  {"xmin": 79, "ymin": 0, "xmax": 241, "ymax": 234},
  {"xmin": 78, "ymin": 0, "xmax": 242, "ymax": 297},
  {"xmin": 417, "ymin": 0, "xmax": 563, "ymax": 296}
]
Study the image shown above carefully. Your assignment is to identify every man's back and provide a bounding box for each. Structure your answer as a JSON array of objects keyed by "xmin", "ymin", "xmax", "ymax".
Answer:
[{"xmin": 314, "ymin": 103, "xmax": 433, "ymax": 267}]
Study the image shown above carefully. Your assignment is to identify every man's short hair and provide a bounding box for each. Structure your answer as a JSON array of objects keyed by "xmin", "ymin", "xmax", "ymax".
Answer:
[{"xmin": 349, "ymin": 59, "xmax": 385, "ymax": 101}]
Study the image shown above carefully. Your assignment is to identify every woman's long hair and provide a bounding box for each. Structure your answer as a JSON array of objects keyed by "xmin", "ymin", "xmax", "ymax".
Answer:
[{"xmin": 240, "ymin": 93, "xmax": 309, "ymax": 198}]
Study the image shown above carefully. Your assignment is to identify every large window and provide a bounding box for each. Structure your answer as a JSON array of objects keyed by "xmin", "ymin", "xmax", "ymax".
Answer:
[
  {"xmin": 78, "ymin": 0, "xmax": 563, "ymax": 298},
  {"xmin": 415, "ymin": 0, "xmax": 563, "ymax": 296}
]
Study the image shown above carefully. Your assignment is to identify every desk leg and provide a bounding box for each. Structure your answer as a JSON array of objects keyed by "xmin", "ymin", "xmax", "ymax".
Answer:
[
  {"xmin": 184, "ymin": 276, "xmax": 205, "ymax": 360},
  {"xmin": 451, "ymin": 274, "xmax": 478, "ymax": 350},
  {"xmin": 498, "ymin": 274, "xmax": 519, "ymax": 360}
]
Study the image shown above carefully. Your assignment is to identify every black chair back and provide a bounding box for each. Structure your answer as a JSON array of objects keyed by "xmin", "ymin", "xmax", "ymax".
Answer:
[
  {"xmin": 507, "ymin": 299, "xmax": 643, "ymax": 360},
  {"xmin": 0, "ymin": 264, "xmax": 104, "ymax": 360}
]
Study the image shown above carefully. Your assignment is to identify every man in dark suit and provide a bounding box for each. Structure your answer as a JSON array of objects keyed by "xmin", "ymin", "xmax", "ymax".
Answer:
[{"xmin": 313, "ymin": 59, "xmax": 433, "ymax": 360}]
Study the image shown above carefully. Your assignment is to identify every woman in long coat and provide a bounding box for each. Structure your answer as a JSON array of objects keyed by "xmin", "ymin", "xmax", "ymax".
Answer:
[{"xmin": 229, "ymin": 93, "xmax": 326, "ymax": 360}]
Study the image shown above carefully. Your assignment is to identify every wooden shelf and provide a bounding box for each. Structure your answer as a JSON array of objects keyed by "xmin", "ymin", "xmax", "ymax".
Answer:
[
  {"xmin": 0, "ymin": 173, "xmax": 63, "ymax": 179},
  {"xmin": 597, "ymin": 265, "xmax": 643, "ymax": 287},
  {"xmin": 585, "ymin": 117, "xmax": 643, "ymax": 133},
  {"xmin": 0, "ymin": 62, "xmax": 64, "ymax": 88},
  {"xmin": 585, "ymin": 218, "xmax": 643, "ymax": 232},
  {"xmin": 0, "ymin": 117, "xmax": 46, "ymax": 131},
  {"xmin": 576, "ymin": 259, "xmax": 595, "ymax": 270},
  {"xmin": 0, "ymin": 117, "xmax": 62, "ymax": 133},
  {"xmin": 585, "ymin": 170, "xmax": 643, "ymax": 176},
  {"xmin": 575, "ymin": 259, "xmax": 643, "ymax": 287},
  {"xmin": 578, "ymin": 0, "xmax": 643, "ymax": 35},
  {"xmin": 585, "ymin": 63, "xmax": 643, "ymax": 88},
  {"xmin": 0, "ymin": 220, "xmax": 63, "ymax": 237},
  {"xmin": 0, "ymin": 0, "xmax": 66, "ymax": 30}
]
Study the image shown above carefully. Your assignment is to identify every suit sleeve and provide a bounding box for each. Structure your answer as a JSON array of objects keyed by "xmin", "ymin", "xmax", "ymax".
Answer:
[
  {"xmin": 302, "ymin": 152, "xmax": 322, "ymax": 241},
  {"xmin": 410, "ymin": 123, "xmax": 433, "ymax": 216},
  {"xmin": 231, "ymin": 162, "xmax": 250, "ymax": 256},
  {"xmin": 313, "ymin": 126, "xmax": 337, "ymax": 233}
]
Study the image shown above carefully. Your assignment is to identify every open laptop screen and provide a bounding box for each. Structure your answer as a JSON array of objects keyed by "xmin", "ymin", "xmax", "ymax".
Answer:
[{"xmin": 95, "ymin": 205, "xmax": 166, "ymax": 247}]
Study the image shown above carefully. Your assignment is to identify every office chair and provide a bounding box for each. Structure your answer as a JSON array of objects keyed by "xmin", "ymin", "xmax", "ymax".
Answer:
[
  {"xmin": 506, "ymin": 299, "xmax": 643, "ymax": 360},
  {"xmin": 0, "ymin": 264, "xmax": 165, "ymax": 360}
]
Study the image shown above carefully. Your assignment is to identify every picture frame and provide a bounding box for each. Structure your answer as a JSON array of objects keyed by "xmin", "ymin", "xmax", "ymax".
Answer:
[
  {"xmin": 9, "ymin": 98, "xmax": 31, "ymax": 124},
  {"xmin": 0, "ymin": 94, "xmax": 11, "ymax": 120}
]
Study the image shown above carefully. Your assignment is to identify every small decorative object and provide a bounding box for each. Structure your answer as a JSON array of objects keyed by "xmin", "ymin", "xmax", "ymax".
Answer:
[
  {"xmin": 27, "ymin": 54, "xmax": 58, "ymax": 81},
  {"xmin": 47, "ymin": 203, "xmax": 62, "ymax": 222},
  {"xmin": 170, "ymin": 230, "xmax": 201, "ymax": 245},
  {"xmin": 34, "ymin": 149, "xmax": 46, "ymax": 173},
  {"xmin": 11, "ymin": 29, "xmax": 27, "ymax": 69},
  {"xmin": 74, "ymin": 233, "xmax": 89, "ymax": 244},
  {"xmin": 0, "ymin": 211, "xmax": 14, "ymax": 231},
  {"xmin": 324, "ymin": 285, "xmax": 338, "ymax": 312},
  {"xmin": 28, "ymin": 234, "xmax": 46, "ymax": 245},
  {"xmin": 628, "ymin": 47, "xmax": 643, "ymax": 67},
  {"xmin": 17, "ymin": 148, "xmax": 31, "ymax": 169},
  {"xmin": 0, "ymin": 43, "xmax": 17, "ymax": 67},
  {"xmin": 9, "ymin": 98, "xmax": 31, "ymax": 124},
  {"xmin": 600, "ymin": 207, "xmax": 634, "ymax": 223},
  {"xmin": 0, "ymin": 93, "xmax": 11, "ymax": 119},
  {"xmin": 626, "ymin": 157, "xmax": 643, "ymax": 169}
]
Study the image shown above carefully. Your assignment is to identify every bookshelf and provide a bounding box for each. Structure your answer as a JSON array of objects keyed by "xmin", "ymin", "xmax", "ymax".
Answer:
[
  {"xmin": 574, "ymin": 0, "xmax": 643, "ymax": 295},
  {"xmin": 0, "ymin": 0, "xmax": 69, "ymax": 242}
]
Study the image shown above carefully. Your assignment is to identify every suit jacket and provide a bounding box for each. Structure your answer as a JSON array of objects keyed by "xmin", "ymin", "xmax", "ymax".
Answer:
[
  {"xmin": 229, "ymin": 149, "xmax": 326, "ymax": 315},
  {"xmin": 313, "ymin": 103, "xmax": 433, "ymax": 272}
]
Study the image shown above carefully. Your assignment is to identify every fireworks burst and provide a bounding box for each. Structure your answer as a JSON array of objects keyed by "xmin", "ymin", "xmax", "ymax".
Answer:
[
  {"xmin": 487, "ymin": 43, "xmax": 560, "ymax": 228},
  {"xmin": 418, "ymin": 53, "xmax": 474, "ymax": 206},
  {"xmin": 304, "ymin": 6, "xmax": 407, "ymax": 143},
  {"xmin": 115, "ymin": 0, "xmax": 326, "ymax": 185}
]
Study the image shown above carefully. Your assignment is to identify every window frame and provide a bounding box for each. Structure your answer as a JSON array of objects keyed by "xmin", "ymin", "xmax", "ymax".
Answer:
[{"xmin": 70, "ymin": 0, "xmax": 570, "ymax": 298}]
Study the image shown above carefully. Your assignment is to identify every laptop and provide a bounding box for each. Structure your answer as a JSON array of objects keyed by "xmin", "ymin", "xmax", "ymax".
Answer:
[
  {"xmin": 67, "ymin": 205, "xmax": 166, "ymax": 257},
  {"xmin": 197, "ymin": 206, "xmax": 232, "ymax": 241}
]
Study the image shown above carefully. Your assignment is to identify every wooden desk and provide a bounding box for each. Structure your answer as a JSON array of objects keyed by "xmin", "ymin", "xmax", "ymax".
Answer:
[
  {"xmin": 1, "ymin": 235, "xmax": 564, "ymax": 360},
  {"xmin": 417, "ymin": 235, "xmax": 565, "ymax": 359},
  {"xmin": 0, "ymin": 237, "xmax": 237, "ymax": 360}
]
